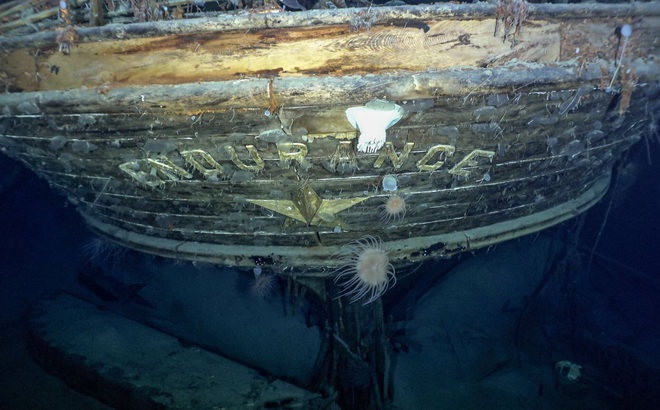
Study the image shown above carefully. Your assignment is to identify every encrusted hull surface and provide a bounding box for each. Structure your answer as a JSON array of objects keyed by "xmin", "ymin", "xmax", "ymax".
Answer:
[{"xmin": 1, "ymin": 3, "xmax": 659, "ymax": 273}]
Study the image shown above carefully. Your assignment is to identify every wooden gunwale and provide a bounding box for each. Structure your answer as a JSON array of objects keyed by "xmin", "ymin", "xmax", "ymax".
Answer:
[
  {"xmin": 2, "ymin": 61, "xmax": 659, "ymax": 114},
  {"xmin": 2, "ymin": 3, "xmax": 660, "ymax": 48}
]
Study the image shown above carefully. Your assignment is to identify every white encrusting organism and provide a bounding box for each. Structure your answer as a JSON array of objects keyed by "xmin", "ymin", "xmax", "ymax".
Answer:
[
  {"xmin": 382, "ymin": 174, "xmax": 398, "ymax": 192},
  {"xmin": 345, "ymin": 99, "xmax": 405, "ymax": 153}
]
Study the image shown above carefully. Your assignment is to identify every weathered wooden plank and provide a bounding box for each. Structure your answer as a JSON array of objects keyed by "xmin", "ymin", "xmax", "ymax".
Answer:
[
  {"xmin": 2, "ymin": 10, "xmax": 659, "ymax": 93},
  {"xmin": 74, "ymin": 174, "xmax": 610, "ymax": 270},
  {"xmin": 6, "ymin": 126, "xmax": 626, "ymax": 253},
  {"xmin": 3, "ymin": 56, "xmax": 659, "ymax": 116},
  {"xmin": 2, "ymin": 3, "xmax": 660, "ymax": 48},
  {"xmin": 6, "ymin": 18, "xmax": 561, "ymax": 92}
]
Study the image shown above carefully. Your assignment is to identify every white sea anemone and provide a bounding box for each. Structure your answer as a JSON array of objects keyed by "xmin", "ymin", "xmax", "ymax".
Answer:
[
  {"xmin": 81, "ymin": 236, "xmax": 126, "ymax": 271},
  {"xmin": 334, "ymin": 236, "xmax": 396, "ymax": 304},
  {"xmin": 250, "ymin": 267, "xmax": 277, "ymax": 298},
  {"xmin": 345, "ymin": 100, "xmax": 405, "ymax": 153}
]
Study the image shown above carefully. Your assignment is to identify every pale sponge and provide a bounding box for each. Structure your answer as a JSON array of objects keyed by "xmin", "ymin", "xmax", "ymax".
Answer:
[{"xmin": 345, "ymin": 99, "xmax": 405, "ymax": 153}]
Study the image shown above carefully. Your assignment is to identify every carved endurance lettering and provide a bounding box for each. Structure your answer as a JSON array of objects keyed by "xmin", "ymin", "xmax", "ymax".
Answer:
[
  {"xmin": 448, "ymin": 149, "xmax": 495, "ymax": 177},
  {"xmin": 373, "ymin": 142, "xmax": 414, "ymax": 169},
  {"xmin": 181, "ymin": 149, "xmax": 224, "ymax": 178},
  {"xmin": 225, "ymin": 145, "xmax": 265, "ymax": 171},
  {"xmin": 277, "ymin": 142, "xmax": 308, "ymax": 167},
  {"xmin": 118, "ymin": 143, "xmax": 498, "ymax": 186},
  {"xmin": 416, "ymin": 144, "xmax": 456, "ymax": 171}
]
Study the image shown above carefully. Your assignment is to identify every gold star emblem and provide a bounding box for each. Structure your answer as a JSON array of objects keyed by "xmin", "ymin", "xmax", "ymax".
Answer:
[{"xmin": 247, "ymin": 182, "xmax": 368, "ymax": 225}]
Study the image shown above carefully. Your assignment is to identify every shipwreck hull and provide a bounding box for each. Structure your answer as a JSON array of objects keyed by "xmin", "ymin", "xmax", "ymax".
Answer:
[{"xmin": 1, "ymin": 3, "xmax": 659, "ymax": 273}]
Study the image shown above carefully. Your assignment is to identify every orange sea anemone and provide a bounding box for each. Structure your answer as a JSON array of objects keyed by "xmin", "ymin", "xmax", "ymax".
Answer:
[
  {"xmin": 334, "ymin": 236, "xmax": 396, "ymax": 304},
  {"xmin": 380, "ymin": 194, "xmax": 406, "ymax": 223}
]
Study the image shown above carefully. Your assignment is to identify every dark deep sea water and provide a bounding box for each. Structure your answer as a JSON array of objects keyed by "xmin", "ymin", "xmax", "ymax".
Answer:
[{"xmin": 1, "ymin": 138, "xmax": 660, "ymax": 408}]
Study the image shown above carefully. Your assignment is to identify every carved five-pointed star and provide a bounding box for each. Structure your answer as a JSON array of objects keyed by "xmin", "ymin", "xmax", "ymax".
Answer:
[{"xmin": 247, "ymin": 182, "xmax": 368, "ymax": 225}]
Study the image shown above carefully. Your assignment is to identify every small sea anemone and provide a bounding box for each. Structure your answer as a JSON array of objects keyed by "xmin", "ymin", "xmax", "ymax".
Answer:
[
  {"xmin": 250, "ymin": 268, "xmax": 277, "ymax": 298},
  {"xmin": 380, "ymin": 194, "xmax": 406, "ymax": 223},
  {"xmin": 81, "ymin": 236, "xmax": 126, "ymax": 271},
  {"xmin": 334, "ymin": 236, "xmax": 396, "ymax": 305}
]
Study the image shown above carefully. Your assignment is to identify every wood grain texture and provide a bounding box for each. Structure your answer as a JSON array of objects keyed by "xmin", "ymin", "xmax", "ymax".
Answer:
[{"xmin": 4, "ymin": 18, "xmax": 559, "ymax": 92}]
